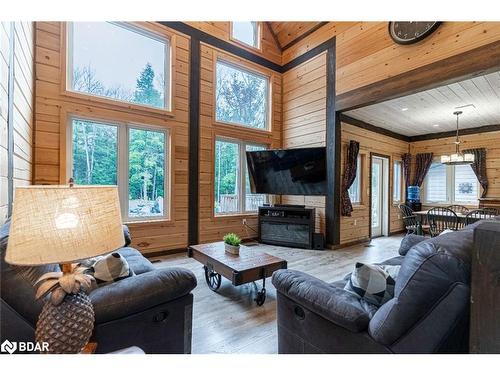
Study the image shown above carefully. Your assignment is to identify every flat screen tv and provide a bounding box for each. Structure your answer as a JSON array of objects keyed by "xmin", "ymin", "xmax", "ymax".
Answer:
[{"xmin": 246, "ymin": 147, "xmax": 327, "ymax": 196}]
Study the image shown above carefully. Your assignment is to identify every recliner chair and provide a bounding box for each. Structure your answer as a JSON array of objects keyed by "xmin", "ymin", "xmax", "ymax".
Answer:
[
  {"xmin": 0, "ymin": 220, "xmax": 197, "ymax": 354},
  {"xmin": 271, "ymin": 219, "xmax": 495, "ymax": 354}
]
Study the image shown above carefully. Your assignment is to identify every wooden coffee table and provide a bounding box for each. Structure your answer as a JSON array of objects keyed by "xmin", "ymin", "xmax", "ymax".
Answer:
[{"xmin": 187, "ymin": 242, "xmax": 287, "ymax": 306}]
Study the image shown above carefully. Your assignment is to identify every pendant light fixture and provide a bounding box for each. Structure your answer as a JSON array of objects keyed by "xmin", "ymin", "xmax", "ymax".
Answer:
[{"xmin": 440, "ymin": 111, "xmax": 474, "ymax": 165}]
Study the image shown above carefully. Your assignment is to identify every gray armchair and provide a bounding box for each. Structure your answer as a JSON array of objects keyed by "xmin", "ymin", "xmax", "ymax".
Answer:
[
  {"xmin": 0, "ymin": 220, "xmax": 197, "ymax": 354},
  {"xmin": 272, "ymin": 220, "xmax": 492, "ymax": 354}
]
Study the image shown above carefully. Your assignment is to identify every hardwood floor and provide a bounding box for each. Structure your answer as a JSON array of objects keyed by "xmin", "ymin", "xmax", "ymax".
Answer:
[{"xmin": 152, "ymin": 234, "xmax": 404, "ymax": 354}]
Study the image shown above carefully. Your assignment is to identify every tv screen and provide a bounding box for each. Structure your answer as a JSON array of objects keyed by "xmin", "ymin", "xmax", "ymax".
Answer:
[{"xmin": 246, "ymin": 147, "xmax": 327, "ymax": 196}]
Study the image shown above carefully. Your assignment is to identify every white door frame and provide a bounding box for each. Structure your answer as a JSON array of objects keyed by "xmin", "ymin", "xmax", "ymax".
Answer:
[{"xmin": 370, "ymin": 154, "xmax": 390, "ymax": 238}]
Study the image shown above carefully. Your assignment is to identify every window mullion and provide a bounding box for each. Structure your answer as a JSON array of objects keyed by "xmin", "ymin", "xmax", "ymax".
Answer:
[
  {"xmin": 119, "ymin": 124, "xmax": 128, "ymax": 220},
  {"xmin": 240, "ymin": 141, "xmax": 246, "ymax": 213}
]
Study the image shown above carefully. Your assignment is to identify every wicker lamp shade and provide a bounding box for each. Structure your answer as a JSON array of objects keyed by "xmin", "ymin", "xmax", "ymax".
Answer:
[{"xmin": 6, "ymin": 185, "xmax": 124, "ymax": 266}]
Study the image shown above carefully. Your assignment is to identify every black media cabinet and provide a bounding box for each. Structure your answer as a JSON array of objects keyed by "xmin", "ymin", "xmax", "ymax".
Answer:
[{"xmin": 258, "ymin": 205, "xmax": 315, "ymax": 249}]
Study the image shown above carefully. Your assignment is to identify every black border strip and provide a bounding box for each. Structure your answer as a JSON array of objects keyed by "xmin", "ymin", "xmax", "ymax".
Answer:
[
  {"xmin": 340, "ymin": 114, "xmax": 411, "ymax": 142},
  {"xmin": 7, "ymin": 22, "xmax": 15, "ymax": 218},
  {"xmin": 325, "ymin": 39, "xmax": 340, "ymax": 246},
  {"xmin": 282, "ymin": 22, "xmax": 329, "ymax": 50},
  {"xmin": 282, "ymin": 36, "xmax": 336, "ymax": 72},
  {"xmin": 409, "ymin": 124, "xmax": 500, "ymax": 142},
  {"xmin": 188, "ymin": 36, "xmax": 200, "ymax": 245},
  {"xmin": 158, "ymin": 22, "xmax": 282, "ymax": 73},
  {"xmin": 341, "ymin": 114, "xmax": 500, "ymax": 143},
  {"xmin": 157, "ymin": 22, "xmax": 335, "ymax": 74}
]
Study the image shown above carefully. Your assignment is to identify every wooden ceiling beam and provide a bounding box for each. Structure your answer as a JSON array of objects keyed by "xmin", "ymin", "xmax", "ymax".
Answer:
[{"xmin": 264, "ymin": 22, "xmax": 282, "ymax": 52}]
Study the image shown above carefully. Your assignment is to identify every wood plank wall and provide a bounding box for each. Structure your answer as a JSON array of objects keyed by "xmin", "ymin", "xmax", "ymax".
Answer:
[
  {"xmin": 0, "ymin": 22, "xmax": 34, "ymax": 225},
  {"xmin": 340, "ymin": 123, "xmax": 409, "ymax": 244},
  {"xmin": 34, "ymin": 22, "xmax": 190, "ymax": 255},
  {"xmin": 410, "ymin": 130, "xmax": 500, "ymax": 200},
  {"xmin": 198, "ymin": 44, "xmax": 282, "ymax": 243},
  {"xmin": 281, "ymin": 22, "xmax": 500, "ymax": 95},
  {"xmin": 33, "ymin": 21, "xmax": 282, "ymax": 253},
  {"xmin": 281, "ymin": 52, "xmax": 327, "ymax": 233},
  {"xmin": 184, "ymin": 22, "xmax": 282, "ymax": 65}
]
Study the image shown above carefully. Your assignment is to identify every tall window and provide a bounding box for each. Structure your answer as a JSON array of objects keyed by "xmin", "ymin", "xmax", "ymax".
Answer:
[
  {"xmin": 214, "ymin": 138, "xmax": 266, "ymax": 215},
  {"xmin": 348, "ymin": 155, "xmax": 361, "ymax": 204},
  {"xmin": 231, "ymin": 22, "xmax": 260, "ymax": 49},
  {"xmin": 70, "ymin": 118, "xmax": 168, "ymax": 221},
  {"xmin": 424, "ymin": 162, "xmax": 478, "ymax": 204},
  {"xmin": 215, "ymin": 60, "xmax": 269, "ymax": 130},
  {"xmin": 68, "ymin": 22, "xmax": 169, "ymax": 110},
  {"xmin": 393, "ymin": 161, "xmax": 402, "ymax": 203}
]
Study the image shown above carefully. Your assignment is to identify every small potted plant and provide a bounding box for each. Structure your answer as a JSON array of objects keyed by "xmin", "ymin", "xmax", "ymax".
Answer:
[{"xmin": 223, "ymin": 233, "xmax": 241, "ymax": 255}]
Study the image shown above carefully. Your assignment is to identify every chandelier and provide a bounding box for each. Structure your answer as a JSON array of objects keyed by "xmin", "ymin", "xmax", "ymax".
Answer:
[{"xmin": 440, "ymin": 111, "xmax": 474, "ymax": 165}]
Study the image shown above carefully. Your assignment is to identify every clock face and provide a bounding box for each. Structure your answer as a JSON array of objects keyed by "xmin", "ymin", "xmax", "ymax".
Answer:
[{"xmin": 388, "ymin": 22, "xmax": 441, "ymax": 45}]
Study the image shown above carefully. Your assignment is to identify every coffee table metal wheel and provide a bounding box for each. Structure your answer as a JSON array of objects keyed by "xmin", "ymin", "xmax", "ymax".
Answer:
[
  {"xmin": 204, "ymin": 265, "xmax": 221, "ymax": 291},
  {"xmin": 254, "ymin": 288, "xmax": 266, "ymax": 306}
]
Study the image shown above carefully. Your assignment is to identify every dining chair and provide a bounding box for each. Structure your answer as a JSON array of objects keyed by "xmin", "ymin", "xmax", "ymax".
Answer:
[
  {"xmin": 398, "ymin": 203, "xmax": 430, "ymax": 235},
  {"xmin": 446, "ymin": 205, "xmax": 469, "ymax": 215},
  {"xmin": 427, "ymin": 207, "xmax": 459, "ymax": 237},
  {"xmin": 465, "ymin": 208, "xmax": 499, "ymax": 226}
]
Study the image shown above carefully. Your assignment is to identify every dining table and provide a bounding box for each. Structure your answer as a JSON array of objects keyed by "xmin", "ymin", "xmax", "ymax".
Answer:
[{"xmin": 413, "ymin": 209, "xmax": 495, "ymax": 227}]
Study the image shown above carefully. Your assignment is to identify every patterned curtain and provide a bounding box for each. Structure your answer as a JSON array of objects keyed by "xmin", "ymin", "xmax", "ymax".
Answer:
[
  {"xmin": 341, "ymin": 140, "xmax": 360, "ymax": 217},
  {"xmin": 412, "ymin": 153, "xmax": 433, "ymax": 187},
  {"xmin": 401, "ymin": 153, "xmax": 412, "ymax": 189},
  {"xmin": 463, "ymin": 148, "xmax": 488, "ymax": 197}
]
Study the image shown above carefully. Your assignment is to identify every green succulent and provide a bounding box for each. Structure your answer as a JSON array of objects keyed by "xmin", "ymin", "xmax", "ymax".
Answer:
[{"xmin": 223, "ymin": 233, "xmax": 241, "ymax": 247}]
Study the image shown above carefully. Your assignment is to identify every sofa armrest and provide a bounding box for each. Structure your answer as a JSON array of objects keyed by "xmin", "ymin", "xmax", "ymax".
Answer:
[
  {"xmin": 90, "ymin": 267, "xmax": 197, "ymax": 324},
  {"xmin": 272, "ymin": 269, "xmax": 371, "ymax": 333},
  {"xmin": 122, "ymin": 225, "xmax": 131, "ymax": 247}
]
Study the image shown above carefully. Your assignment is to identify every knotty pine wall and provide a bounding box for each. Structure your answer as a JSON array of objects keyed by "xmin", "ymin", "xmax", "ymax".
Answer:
[
  {"xmin": 198, "ymin": 44, "xmax": 282, "ymax": 243},
  {"xmin": 281, "ymin": 22, "xmax": 500, "ymax": 95},
  {"xmin": 184, "ymin": 22, "xmax": 282, "ymax": 65},
  {"xmin": 0, "ymin": 22, "xmax": 34, "ymax": 225},
  {"xmin": 410, "ymin": 130, "xmax": 500, "ymax": 203},
  {"xmin": 33, "ymin": 22, "xmax": 282, "ymax": 252},
  {"xmin": 340, "ymin": 123, "xmax": 409, "ymax": 244},
  {"xmin": 281, "ymin": 52, "xmax": 327, "ymax": 233},
  {"xmin": 34, "ymin": 22, "xmax": 190, "ymax": 255}
]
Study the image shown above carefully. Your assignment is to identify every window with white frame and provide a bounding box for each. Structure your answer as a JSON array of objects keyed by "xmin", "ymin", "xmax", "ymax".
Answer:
[
  {"xmin": 393, "ymin": 160, "xmax": 402, "ymax": 203},
  {"xmin": 67, "ymin": 22, "xmax": 170, "ymax": 110},
  {"xmin": 423, "ymin": 162, "xmax": 478, "ymax": 204},
  {"xmin": 214, "ymin": 138, "xmax": 267, "ymax": 215},
  {"xmin": 348, "ymin": 155, "xmax": 361, "ymax": 204},
  {"xmin": 231, "ymin": 22, "xmax": 260, "ymax": 49},
  {"xmin": 215, "ymin": 60, "xmax": 270, "ymax": 130},
  {"xmin": 70, "ymin": 118, "xmax": 168, "ymax": 221}
]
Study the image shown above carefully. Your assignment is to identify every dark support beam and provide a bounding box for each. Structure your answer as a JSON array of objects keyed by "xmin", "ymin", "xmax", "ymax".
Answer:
[
  {"xmin": 340, "ymin": 114, "xmax": 411, "ymax": 142},
  {"xmin": 336, "ymin": 40, "xmax": 500, "ymax": 112},
  {"xmin": 282, "ymin": 36, "xmax": 335, "ymax": 73},
  {"xmin": 188, "ymin": 37, "xmax": 200, "ymax": 246},
  {"xmin": 326, "ymin": 39, "xmax": 340, "ymax": 247},
  {"xmin": 158, "ymin": 22, "xmax": 282, "ymax": 73},
  {"xmin": 7, "ymin": 22, "xmax": 15, "ymax": 217},
  {"xmin": 282, "ymin": 22, "xmax": 329, "ymax": 51},
  {"xmin": 409, "ymin": 124, "xmax": 500, "ymax": 142}
]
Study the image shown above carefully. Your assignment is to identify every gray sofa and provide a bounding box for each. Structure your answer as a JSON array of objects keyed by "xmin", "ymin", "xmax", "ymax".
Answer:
[
  {"xmin": 0, "ymin": 220, "xmax": 197, "ymax": 354},
  {"xmin": 272, "ymin": 219, "xmax": 497, "ymax": 354}
]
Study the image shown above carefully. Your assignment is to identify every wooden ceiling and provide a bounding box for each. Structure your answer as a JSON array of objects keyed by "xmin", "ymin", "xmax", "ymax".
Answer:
[
  {"xmin": 267, "ymin": 22, "xmax": 327, "ymax": 50},
  {"xmin": 345, "ymin": 71, "xmax": 500, "ymax": 137}
]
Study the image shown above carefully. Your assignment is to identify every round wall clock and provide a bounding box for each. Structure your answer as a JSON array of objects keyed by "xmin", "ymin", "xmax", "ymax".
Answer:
[{"xmin": 388, "ymin": 22, "xmax": 441, "ymax": 45}]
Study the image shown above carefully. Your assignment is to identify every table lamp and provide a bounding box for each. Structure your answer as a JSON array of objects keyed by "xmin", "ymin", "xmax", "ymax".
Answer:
[{"xmin": 5, "ymin": 184, "xmax": 124, "ymax": 353}]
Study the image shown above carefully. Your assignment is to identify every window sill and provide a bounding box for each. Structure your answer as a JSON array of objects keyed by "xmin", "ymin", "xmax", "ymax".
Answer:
[
  {"xmin": 213, "ymin": 120, "xmax": 273, "ymax": 137},
  {"xmin": 61, "ymin": 89, "xmax": 175, "ymax": 118},
  {"xmin": 213, "ymin": 212, "xmax": 258, "ymax": 219},
  {"xmin": 124, "ymin": 218, "xmax": 173, "ymax": 226}
]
